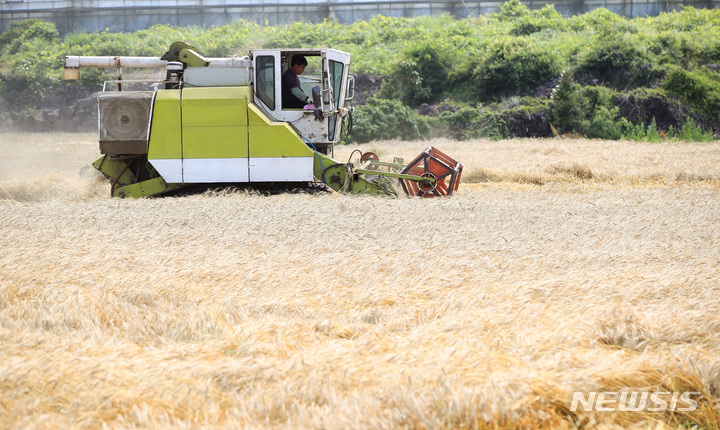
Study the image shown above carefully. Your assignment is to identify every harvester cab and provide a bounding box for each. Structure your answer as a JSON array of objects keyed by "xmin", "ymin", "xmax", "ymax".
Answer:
[
  {"xmin": 251, "ymin": 48, "xmax": 353, "ymax": 154},
  {"xmin": 62, "ymin": 42, "xmax": 462, "ymax": 198}
]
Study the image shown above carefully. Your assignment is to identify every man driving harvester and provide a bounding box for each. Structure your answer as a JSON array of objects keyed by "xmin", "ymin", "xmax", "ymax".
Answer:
[{"xmin": 282, "ymin": 55, "xmax": 312, "ymax": 109}]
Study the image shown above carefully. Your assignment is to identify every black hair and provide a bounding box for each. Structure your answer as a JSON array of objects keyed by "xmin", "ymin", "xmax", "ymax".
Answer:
[{"xmin": 290, "ymin": 55, "xmax": 308, "ymax": 67}]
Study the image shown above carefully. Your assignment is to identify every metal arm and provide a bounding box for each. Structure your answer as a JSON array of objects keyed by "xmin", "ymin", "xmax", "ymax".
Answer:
[{"xmin": 61, "ymin": 54, "xmax": 251, "ymax": 80}]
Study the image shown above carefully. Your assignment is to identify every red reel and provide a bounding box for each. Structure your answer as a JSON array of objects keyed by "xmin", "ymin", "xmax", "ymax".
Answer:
[
  {"xmin": 360, "ymin": 152, "xmax": 380, "ymax": 162},
  {"xmin": 400, "ymin": 146, "xmax": 463, "ymax": 197}
]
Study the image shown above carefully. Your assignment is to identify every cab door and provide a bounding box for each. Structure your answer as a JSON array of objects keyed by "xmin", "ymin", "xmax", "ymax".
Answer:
[
  {"xmin": 250, "ymin": 50, "xmax": 314, "ymax": 182},
  {"xmin": 323, "ymin": 50, "xmax": 352, "ymax": 142},
  {"xmin": 252, "ymin": 51, "xmax": 281, "ymax": 115}
]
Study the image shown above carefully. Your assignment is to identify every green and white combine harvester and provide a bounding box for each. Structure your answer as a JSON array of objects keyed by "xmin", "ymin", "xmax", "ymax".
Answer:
[{"xmin": 62, "ymin": 42, "xmax": 462, "ymax": 198}]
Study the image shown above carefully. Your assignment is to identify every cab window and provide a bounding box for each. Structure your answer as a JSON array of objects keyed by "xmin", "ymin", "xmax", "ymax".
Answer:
[
  {"xmin": 328, "ymin": 60, "xmax": 344, "ymax": 140},
  {"xmin": 256, "ymin": 56, "xmax": 275, "ymax": 110}
]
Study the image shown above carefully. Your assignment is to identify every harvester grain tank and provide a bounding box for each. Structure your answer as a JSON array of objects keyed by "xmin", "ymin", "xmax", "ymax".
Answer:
[{"xmin": 62, "ymin": 42, "xmax": 463, "ymax": 198}]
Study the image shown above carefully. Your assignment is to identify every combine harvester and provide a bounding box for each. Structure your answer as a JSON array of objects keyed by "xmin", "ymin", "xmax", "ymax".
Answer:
[{"xmin": 62, "ymin": 42, "xmax": 462, "ymax": 198}]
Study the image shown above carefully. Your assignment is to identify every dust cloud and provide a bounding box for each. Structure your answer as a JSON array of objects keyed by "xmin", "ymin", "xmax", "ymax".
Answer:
[{"xmin": 0, "ymin": 132, "xmax": 105, "ymax": 201}]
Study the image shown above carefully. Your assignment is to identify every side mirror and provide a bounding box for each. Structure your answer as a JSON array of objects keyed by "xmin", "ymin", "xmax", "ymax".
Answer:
[
  {"xmin": 312, "ymin": 86, "xmax": 323, "ymax": 121},
  {"xmin": 346, "ymin": 76, "xmax": 355, "ymax": 101},
  {"xmin": 312, "ymin": 86, "xmax": 322, "ymax": 107}
]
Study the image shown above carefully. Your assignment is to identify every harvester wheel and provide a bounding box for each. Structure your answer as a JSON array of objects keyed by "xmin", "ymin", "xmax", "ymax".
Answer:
[{"xmin": 360, "ymin": 152, "xmax": 379, "ymax": 162}]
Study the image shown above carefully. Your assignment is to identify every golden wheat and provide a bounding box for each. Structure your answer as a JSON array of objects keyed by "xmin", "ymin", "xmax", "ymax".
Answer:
[{"xmin": 1, "ymin": 134, "xmax": 719, "ymax": 429}]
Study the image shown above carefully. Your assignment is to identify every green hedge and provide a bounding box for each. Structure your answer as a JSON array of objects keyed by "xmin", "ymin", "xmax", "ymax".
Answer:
[
  {"xmin": 350, "ymin": 98, "xmax": 431, "ymax": 143},
  {"xmin": 472, "ymin": 36, "xmax": 563, "ymax": 99},
  {"xmin": 664, "ymin": 67, "xmax": 720, "ymax": 120}
]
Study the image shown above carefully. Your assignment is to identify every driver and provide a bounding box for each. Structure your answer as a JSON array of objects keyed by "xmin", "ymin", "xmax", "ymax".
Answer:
[{"xmin": 282, "ymin": 55, "xmax": 312, "ymax": 109}]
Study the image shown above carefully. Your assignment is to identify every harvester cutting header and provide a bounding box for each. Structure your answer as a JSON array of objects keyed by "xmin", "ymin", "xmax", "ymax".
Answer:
[{"xmin": 62, "ymin": 42, "xmax": 462, "ymax": 198}]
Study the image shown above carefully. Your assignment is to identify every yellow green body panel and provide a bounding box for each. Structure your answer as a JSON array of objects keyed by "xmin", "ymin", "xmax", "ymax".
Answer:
[
  {"xmin": 147, "ymin": 90, "xmax": 182, "ymax": 160},
  {"xmin": 92, "ymin": 156, "xmax": 135, "ymax": 186},
  {"xmin": 247, "ymin": 104, "xmax": 266, "ymax": 126},
  {"xmin": 246, "ymin": 104, "xmax": 311, "ymax": 158},
  {"xmin": 92, "ymin": 155, "xmax": 187, "ymax": 198},
  {"xmin": 182, "ymin": 87, "xmax": 249, "ymax": 127},
  {"xmin": 183, "ymin": 126, "xmax": 249, "ymax": 158},
  {"xmin": 181, "ymin": 87, "xmax": 250, "ymax": 159},
  {"xmin": 148, "ymin": 87, "xmax": 308, "ymax": 161},
  {"xmin": 178, "ymin": 48, "xmax": 209, "ymax": 67},
  {"xmin": 114, "ymin": 176, "xmax": 184, "ymax": 198},
  {"xmin": 248, "ymin": 125, "xmax": 312, "ymax": 158}
]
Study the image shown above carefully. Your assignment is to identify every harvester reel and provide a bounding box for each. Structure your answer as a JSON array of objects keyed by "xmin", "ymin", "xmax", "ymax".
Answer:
[
  {"xmin": 360, "ymin": 152, "xmax": 379, "ymax": 162},
  {"xmin": 400, "ymin": 146, "xmax": 463, "ymax": 198}
]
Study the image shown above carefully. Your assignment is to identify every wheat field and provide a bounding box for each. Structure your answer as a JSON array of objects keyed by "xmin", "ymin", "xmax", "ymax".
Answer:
[{"xmin": 1, "ymin": 133, "xmax": 719, "ymax": 429}]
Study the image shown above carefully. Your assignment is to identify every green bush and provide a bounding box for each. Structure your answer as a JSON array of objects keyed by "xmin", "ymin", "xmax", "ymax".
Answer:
[
  {"xmin": 550, "ymin": 75, "xmax": 628, "ymax": 139},
  {"xmin": 651, "ymin": 31, "xmax": 701, "ymax": 69},
  {"xmin": 381, "ymin": 42, "xmax": 452, "ymax": 105},
  {"xmin": 473, "ymin": 37, "xmax": 563, "ymax": 99},
  {"xmin": 587, "ymin": 106, "xmax": 622, "ymax": 139},
  {"xmin": 511, "ymin": 4, "xmax": 565, "ymax": 36},
  {"xmin": 550, "ymin": 72, "xmax": 586, "ymax": 133},
  {"xmin": 0, "ymin": 20, "xmax": 63, "ymax": 110},
  {"xmin": 650, "ymin": 6, "xmax": 720, "ymax": 32},
  {"xmin": 677, "ymin": 117, "xmax": 715, "ymax": 141},
  {"xmin": 492, "ymin": 0, "xmax": 530, "ymax": 21},
  {"xmin": 379, "ymin": 60, "xmax": 431, "ymax": 105},
  {"xmin": 582, "ymin": 85, "xmax": 617, "ymax": 111},
  {"xmin": 620, "ymin": 117, "xmax": 664, "ymax": 142},
  {"xmin": 264, "ymin": 19, "xmax": 363, "ymax": 50},
  {"xmin": 437, "ymin": 106, "xmax": 506, "ymax": 140},
  {"xmin": 0, "ymin": 19, "xmax": 58, "ymax": 56},
  {"xmin": 0, "ymin": 19, "xmax": 38, "ymax": 50},
  {"xmin": 621, "ymin": 115, "xmax": 716, "ymax": 142},
  {"xmin": 350, "ymin": 98, "xmax": 431, "ymax": 143},
  {"xmin": 663, "ymin": 67, "xmax": 720, "ymax": 118},
  {"xmin": 649, "ymin": 8, "xmax": 720, "ymax": 66},
  {"xmin": 568, "ymin": 8, "xmax": 626, "ymax": 32},
  {"xmin": 576, "ymin": 34, "xmax": 655, "ymax": 89}
]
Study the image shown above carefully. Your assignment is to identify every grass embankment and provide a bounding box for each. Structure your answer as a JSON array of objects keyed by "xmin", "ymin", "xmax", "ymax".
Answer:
[
  {"xmin": 1, "ymin": 134, "xmax": 719, "ymax": 428},
  {"xmin": 1, "ymin": 3, "xmax": 720, "ymax": 140}
]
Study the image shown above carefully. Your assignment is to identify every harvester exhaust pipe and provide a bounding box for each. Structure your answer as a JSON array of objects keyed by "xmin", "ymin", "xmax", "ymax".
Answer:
[{"xmin": 61, "ymin": 56, "xmax": 168, "ymax": 80}]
